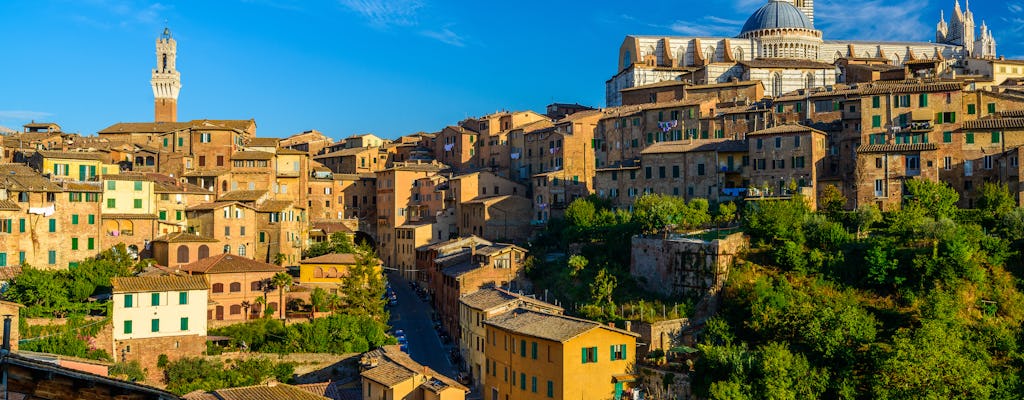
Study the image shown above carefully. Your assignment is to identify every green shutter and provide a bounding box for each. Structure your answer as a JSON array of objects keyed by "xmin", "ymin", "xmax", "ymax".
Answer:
[
  {"xmin": 124, "ymin": 320, "xmax": 132, "ymax": 334},
  {"xmin": 88, "ymin": 238, "xmax": 94, "ymax": 250},
  {"xmin": 19, "ymin": 219, "xmax": 24, "ymax": 232},
  {"xmin": 180, "ymin": 317, "xmax": 189, "ymax": 331},
  {"xmin": 152, "ymin": 293, "xmax": 160, "ymax": 306},
  {"xmin": 582, "ymin": 348, "xmax": 587, "ymax": 363},
  {"xmin": 48, "ymin": 219, "xmax": 55, "ymax": 232},
  {"xmin": 968, "ymin": 104, "xmax": 976, "ymax": 114},
  {"xmin": 966, "ymin": 132, "xmax": 975, "ymax": 144},
  {"xmin": 623, "ymin": 344, "xmax": 627, "ymax": 360},
  {"xmin": 107, "ymin": 181, "xmax": 115, "ymax": 190},
  {"xmin": 872, "ymin": 116, "xmax": 881, "ymax": 128},
  {"xmin": 943, "ymin": 131, "xmax": 952, "ymax": 143},
  {"xmin": 71, "ymin": 238, "xmax": 78, "ymax": 250},
  {"xmin": 125, "ymin": 294, "xmax": 133, "ymax": 308},
  {"xmin": 134, "ymin": 199, "xmax": 142, "ymax": 209},
  {"xmin": 0, "ymin": 253, "xmax": 6, "ymax": 267},
  {"xmin": 159, "ymin": 210, "xmax": 167, "ymax": 220},
  {"xmin": 72, "ymin": 214, "xmax": 79, "ymax": 225},
  {"xmin": 107, "ymin": 199, "xmax": 115, "ymax": 208},
  {"xmin": 919, "ymin": 93, "xmax": 928, "ymax": 106},
  {"xmin": 872, "ymin": 96, "xmax": 880, "ymax": 108},
  {"xmin": 179, "ymin": 292, "xmax": 187, "ymax": 305},
  {"xmin": 151, "ymin": 319, "xmax": 159, "ymax": 332},
  {"xmin": 993, "ymin": 131, "xmax": 1001, "ymax": 143},
  {"xmin": 610, "ymin": 345, "xmax": 615, "ymax": 361},
  {"xmin": 988, "ymin": 103, "xmax": 996, "ymax": 114},
  {"xmin": 88, "ymin": 215, "xmax": 95, "ymax": 224}
]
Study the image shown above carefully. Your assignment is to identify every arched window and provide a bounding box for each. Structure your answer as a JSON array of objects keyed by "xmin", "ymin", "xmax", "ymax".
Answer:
[
  {"xmin": 176, "ymin": 246, "xmax": 190, "ymax": 264},
  {"xmin": 268, "ymin": 302, "xmax": 278, "ymax": 312},
  {"xmin": 251, "ymin": 281, "xmax": 262, "ymax": 291},
  {"xmin": 704, "ymin": 46, "xmax": 715, "ymax": 63},
  {"xmin": 198, "ymin": 245, "xmax": 210, "ymax": 259},
  {"xmin": 238, "ymin": 245, "xmax": 246, "ymax": 257},
  {"xmin": 135, "ymin": 156, "xmax": 144, "ymax": 166},
  {"xmin": 805, "ymin": 73, "xmax": 816, "ymax": 89},
  {"xmin": 229, "ymin": 282, "xmax": 241, "ymax": 292},
  {"xmin": 328, "ymin": 267, "xmax": 339, "ymax": 278},
  {"xmin": 223, "ymin": 245, "xmax": 230, "ymax": 254},
  {"xmin": 221, "ymin": 181, "xmax": 228, "ymax": 192},
  {"xmin": 229, "ymin": 305, "xmax": 241, "ymax": 315},
  {"xmin": 212, "ymin": 283, "xmax": 224, "ymax": 293},
  {"xmin": 733, "ymin": 47, "xmax": 744, "ymax": 61},
  {"xmin": 773, "ymin": 73, "xmax": 784, "ymax": 97},
  {"xmin": 314, "ymin": 268, "xmax": 324, "ymax": 278},
  {"xmin": 162, "ymin": 54, "xmax": 168, "ymax": 71}
]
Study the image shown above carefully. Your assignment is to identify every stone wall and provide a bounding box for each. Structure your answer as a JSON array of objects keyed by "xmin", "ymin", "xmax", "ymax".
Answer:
[{"xmin": 629, "ymin": 232, "xmax": 747, "ymax": 298}]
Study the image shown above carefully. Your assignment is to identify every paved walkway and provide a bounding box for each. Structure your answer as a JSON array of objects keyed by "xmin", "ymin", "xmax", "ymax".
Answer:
[{"xmin": 386, "ymin": 273, "xmax": 459, "ymax": 379}]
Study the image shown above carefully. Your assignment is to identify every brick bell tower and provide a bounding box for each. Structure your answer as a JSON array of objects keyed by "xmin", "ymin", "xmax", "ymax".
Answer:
[{"xmin": 151, "ymin": 27, "xmax": 181, "ymax": 123}]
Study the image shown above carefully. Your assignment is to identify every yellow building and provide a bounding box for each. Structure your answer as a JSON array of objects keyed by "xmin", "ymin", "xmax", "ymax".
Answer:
[
  {"xmin": 298, "ymin": 253, "xmax": 359, "ymax": 292},
  {"xmin": 360, "ymin": 345, "xmax": 468, "ymax": 400},
  {"xmin": 100, "ymin": 174, "xmax": 159, "ymax": 254},
  {"xmin": 484, "ymin": 309, "xmax": 638, "ymax": 400},
  {"xmin": 31, "ymin": 151, "xmax": 118, "ymax": 181}
]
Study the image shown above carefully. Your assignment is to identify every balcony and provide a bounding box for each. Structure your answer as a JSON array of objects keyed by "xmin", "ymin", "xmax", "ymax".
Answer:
[{"xmin": 897, "ymin": 121, "xmax": 932, "ymax": 133}]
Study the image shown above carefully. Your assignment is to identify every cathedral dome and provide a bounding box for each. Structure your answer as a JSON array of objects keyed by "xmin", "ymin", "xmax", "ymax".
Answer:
[{"xmin": 740, "ymin": 0, "xmax": 814, "ymax": 36}]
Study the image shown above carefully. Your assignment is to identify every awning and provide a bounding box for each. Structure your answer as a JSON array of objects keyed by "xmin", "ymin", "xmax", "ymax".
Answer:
[{"xmin": 612, "ymin": 374, "xmax": 637, "ymax": 383}]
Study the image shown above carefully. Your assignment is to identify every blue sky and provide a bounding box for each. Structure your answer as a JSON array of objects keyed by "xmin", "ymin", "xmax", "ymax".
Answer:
[{"xmin": 1, "ymin": 0, "xmax": 1021, "ymax": 141}]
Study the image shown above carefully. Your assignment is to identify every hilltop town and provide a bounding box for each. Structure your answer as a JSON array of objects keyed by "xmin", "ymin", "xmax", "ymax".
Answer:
[{"xmin": 3, "ymin": 1, "xmax": 1024, "ymax": 399}]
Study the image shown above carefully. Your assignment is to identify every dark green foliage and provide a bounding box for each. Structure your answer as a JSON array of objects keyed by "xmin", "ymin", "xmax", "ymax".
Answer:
[
  {"xmin": 209, "ymin": 312, "xmax": 392, "ymax": 355},
  {"xmin": 632, "ymin": 193, "xmax": 711, "ymax": 234},
  {"xmin": 19, "ymin": 315, "xmax": 111, "ymax": 361},
  {"xmin": 163, "ymin": 356, "xmax": 295, "ymax": 395},
  {"xmin": 4, "ymin": 244, "xmax": 139, "ymax": 317},
  {"xmin": 304, "ymin": 232, "xmax": 356, "ymax": 258},
  {"xmin": 903, "ymin": 178, "xmax": 959, "ymax": 220},
  {"xmin": 109, "ymin": 361, "xmax": 146, "ymax": 382}
]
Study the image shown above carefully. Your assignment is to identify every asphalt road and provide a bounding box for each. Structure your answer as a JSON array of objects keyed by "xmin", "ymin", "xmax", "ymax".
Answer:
[{"xmin": 386, "ymin": 273, "xmax": 459, "ymax": 379}]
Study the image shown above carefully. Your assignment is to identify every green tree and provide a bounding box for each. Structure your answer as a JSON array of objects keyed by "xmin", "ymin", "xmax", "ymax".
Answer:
[
  {"xmin": 304, "ymin": 232, "xmax": 356, "ymax": 258},
  {"xmin": 852, "ymin": 204, "xmax": 882, "ymax": 238},
  {"xmin": 567, "ymin": 255, "xmax": 588, "ymax": 277},
  {"xmin": 341, "ymin": 244, "xmax": 387, "ymax": 318},
  {"xmin": 903, "ymin": 178, "xmax": 959, "ymax": 220},
  {"xmin": 589, "ymin": 268, "xmax": 617, "ymax": 307},
  {"xmin": 977, "ymin": 182, "xmax": 1015, "ymax": 216},
  {"xmin": 565, "ymin": 198, "xmax": 597, "ymax": 228},
  {"xmin": 109, "ymin": 361, "xmax": 146, "ymax": 382},
  {"xmin": 272, "ymin": 253, "xmax": 287, "ymax": 266},
  {"xmin": 818, "ymin": 184, "xmax": 846, "ymax": 214},
  {"xmin": 715, "ymin": 201, "xmax": 738, "ymax": 226},
  {"xmin": 270, "ymin": 272, "xmax": 293, "ymax": 320},
  {"xmin": 873, "ymin": 320, "xmax": 994, "ymax": 399},
  {"xmin": 310, "ymin": 287, "xmax": 329, "ymax": 312}
]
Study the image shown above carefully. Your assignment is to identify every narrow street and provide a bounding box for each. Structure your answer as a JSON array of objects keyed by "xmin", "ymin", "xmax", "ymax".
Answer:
[{"xmin": 386, "ymin": 273, "xmax": 459, "ymax": 379}]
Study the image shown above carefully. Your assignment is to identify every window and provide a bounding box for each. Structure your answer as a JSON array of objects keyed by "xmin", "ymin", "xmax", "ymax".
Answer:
[
  {"xmin": 200, "ymin": 133, "xmax": 211, "ymax": 143},
  {"xmin": 212, "ymin": 283, "xmax": 224, "ymax": 293},
  {"xmin": 756, "ymin": 138, "xmax": 763, "ymax": 149},
  {"xmin": 967, "ymin": 104, "xmax": 976, "ymax": 115},
  {"xmin": 230, "ymin": 282, "xmax": 241, "ymax": 292},
  {"xmin": 133, "ymin": 199, "xmax": 142, "ymax": 209},
  {"xmin": 531, "ymin": 342, "xmax": 538, "ymax": 359},
  {"xmin": 547, "ymin": 381, "xmax": 554, "ymax": 398},
  {"xmin": 611, "ymin": 344, "xmax": 628, "ymax": 360},
  {"xmin": 151, "ymin": 319, "xmax": 160, "ymax": 333},
  {"xmin": 965, "ymin": 160, "xmax": 974, "ymax": 176},
  {"xmin": 71, "ymin": 238, "xmax": 79, "ymax": 250},
  {"xmin": 919, "ymin": 93, "xmax": 928, "ymax": 107},
  {"xmin": 875, "ymin": 179, "xmax": 884, "ymax": 197},
  {"xmin": 107, "ymin": 181, "xmax": 116, "ymax": 190},
  {"xmin": 582, "ymin": 347, "xmax": 598, "ymax": 363},
  {"xmin": 775, "ymin": 137, "xmax": 781, "ymax": 148},
  {"xmin": 124, "ymin": 320, "xmax": 133, "ymax": 334},
  {"xmin": 992, "ymin": 131, "xmax": 1001, "ymax": 143},
  {"xmin": 697, "ymin": 164, "xmax": 706, "ymax": 176},
  {"xmin": 134, "ymin": 181, "xmax": 143, "ymax": 191},
  {"xmin": 180, "ymin": 317, "xmax": 189, "ymax": 331},
  {"xmin": 151, "ymin": 292, "xmax": 160, "ymax": 306},
  {"xmin": 48, "ymin": 250, "xmax": 56, "ymax": 265},
  {"xmin": 645, "ymin": 167, "xmax": 651, "ymax": 179},
  {"xmin": 71, "ymin": 214, "xmax": 79, "ymax": 225},
  {"xmin": 179, "ymin": 292, "xmax": 188, "ymax": 305},
  {"xmin": 159, "ymin": 210, "xmax": 167, "ymax": 220},
  {"xmin": 124, "ymin": 294, "xmax": 134, "ymax": 308},
  {"xmin": 985, "ymin": 155, "xmax": 993, "ymax": 170},
  {"xmin": 872, "ymin": 115, "xmax": 881, "ymax": 128},
  {"xmin": 988, "ymin": 103, "xmax": 997, "ymax": 114},
  {"xmin": 520, "ymin": 340, "xmax": 526, "ymax": 358},
  {"xmin": 520, "ymin": 373, "xmax": 526, "ymax": 391},
  {"xmin": 943, "ymin": 131, "xmax": 952, "ymax": 143},
  {"xmin": 48, "ymin": 219, "xmax": 55, "ymax": 232},
  {"xmin": 966, "ymin": 132, "xmax": 975, "ymax": 144},
  {"xmin": 875, "ymin": 158, "xmax": 883, "ymax": 168},
  {"xmin": 672, "ymin": 165, "xmax": 680, "ymax": 178},
  {"xmin": 872, "ymin": 96, "xmax": 880, "ymax": 108},
  {"xmin": 531, "ymin": 376, "xmax": 537, "ymax": 393},
  {"xmin": 794, "ymin": 135, "xmax": 801, "ymax": 147}
]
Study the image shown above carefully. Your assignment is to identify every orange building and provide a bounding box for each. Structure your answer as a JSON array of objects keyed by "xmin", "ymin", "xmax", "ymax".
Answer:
[{"xmin": 178, "ymin": 253, "xmax": 286, "ymax": 321}]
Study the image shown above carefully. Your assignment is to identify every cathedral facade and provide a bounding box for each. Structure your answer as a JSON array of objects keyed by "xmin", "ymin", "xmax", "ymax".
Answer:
[{"xmin": 607, "ymin": 0, "xmax": 999, "ymax": 106}]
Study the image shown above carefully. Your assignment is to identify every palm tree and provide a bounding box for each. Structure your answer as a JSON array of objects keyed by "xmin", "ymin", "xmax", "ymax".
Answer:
[
  {"xmin": 271, "ymin": 272, "xmax": 293, "ymax": 321},
  {"xmin": 254, "ymin": 296, "xmax": 267, "ymax": 318},
  {"xmin": 272, "ymin": 253, "xmax": 286, "ymax": 266},
  {"xmin": 241, "ymin": 300, "xmax": 251, "ymax": 321}
]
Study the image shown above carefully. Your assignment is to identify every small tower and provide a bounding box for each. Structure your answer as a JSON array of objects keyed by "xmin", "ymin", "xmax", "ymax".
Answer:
[
  {"xmin": 962, "ymin": 0, "xmax": 976, "ymax": 53},
  {"xmin": 936, "ymin": 10, "xmax": 948, "ymax": 43},
  {"xmin": 151, "ymin": 27, "xmax": 181, "ymax": 123}
]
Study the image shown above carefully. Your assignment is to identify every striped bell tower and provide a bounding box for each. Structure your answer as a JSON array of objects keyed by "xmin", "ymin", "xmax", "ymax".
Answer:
[{"xmin": 151, "ymin": 27, "xmax": 181, "ymax": 123}]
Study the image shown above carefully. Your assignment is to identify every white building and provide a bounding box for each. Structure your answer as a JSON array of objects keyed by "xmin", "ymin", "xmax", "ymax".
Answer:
[
  {"xmin": 111, "ymin": 275, "xmax": 209, "ymax": 367},
  {"xmin": 607, "ymin": 0, "xmax": 1000, "ymax": 105}
]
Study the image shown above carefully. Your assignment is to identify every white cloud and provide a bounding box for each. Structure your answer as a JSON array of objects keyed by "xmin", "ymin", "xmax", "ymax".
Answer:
[
  {"xmin": 339, "ymin": 0, "xmax": 423, "ymax": 28},
  {"xmin": 421, "ymin": 28, "xmax": 465, "ymax": 47},
  {"xmin": 669, "ymin": 15, "xmax": 744, "ymax": 37}
]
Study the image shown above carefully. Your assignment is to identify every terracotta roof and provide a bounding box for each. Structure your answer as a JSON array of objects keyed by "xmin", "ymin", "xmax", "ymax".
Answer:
[
  {"xmin": 0, "ymin": 265, "xmax": 23, "ymax": 281},
  {"xmin": 485, "ymin": 308, "xmax": 638, "ymax": 342},
  {"xmin": 961, "ymin": 117, "xmax": 1024, "ymax": 130},
  {"xmin": 276, "ymin": 148, "xmax": 307, "ymax": 155},
  {"xmin": 463, "ymin": 195, "xmax": 517, "ymax": 204},
  {"xmin": 248, "ymin": 137, "xmax": 280, "ymax": 147},
  {"xmin": 0, "ymin": 200, "xmax": 20, "ymax": 211},
  {"xmin": 311, "ymin": 221, "xmax": 354, "ymax": 235},
  {"xmin": 301, "ymin": 253, "xmax": 358, "ymax": 265},
  {"xmin": 183, "ymin": 169, "xmax": 230, "ymax": 177},
  {"xmin": 3, "ymin": 353, "xmax": 179, "ymax": 399},
  {"xmin": 231, "ymin": 151, "xmax": 274, "ymax": 161},
  {"xmin": 740, "ymin": 58, "xmax": 836, "ymax": 70},
  {"xmin": 112, "ymin": 275, "xmax": 209, "ymax": 293},
  {"xmin": 998, "ymin": 110, "xmax": 1024, "ymax": 118},
  {"xmin": 219, "ymin": 190, "xmax": 268, "ymax": 202},
  {"xmin": 294, "ymin": 382, "xmax": 355, "ymax": 400},
  {"xmin": 746, "ymin": 124, "xmax": 823, "ymax": 136},
  {"xmin": 0, "ymin": 174, "xmax": 63, "ymax": 192},
  {"xmin": 856, "ymin": 143, "xmax": 939, "ymax": 153},
  {"xmin": 460, "ymin": 287, "xmax": 562, "ymax": 313},
  {"xmin": 208, "ymin": 383, "xmax": 330, "ymax": 400},
  {"xmin": 35, "ymin": 150, "xmax": 107, "ymax": 161},
  {"xmin": 65, "ymin": 182, "xmax": 103, "ymax": 192},
  {"xmin": 256, "ymin": 200, "xmax": 294, "ymax": 212},
  {"xmin": 103, "ymin": 174, "xmax": 153, "ymax": 182},
  {"xmin": 859, "ymin": 81, "xmax": 966, "ymax": 95},
  {"xmin": 360, "ymin": 346, "xmax": 468, "ymax": 392},
  {"xmin": 152, "ymin": 232, "xmax": 218, "ymax": 243},
  {"xmin": 640, "ymin": 139, "xmax": 747, "ymax": 155},
  {"xmin": 179, "ymin": 253, "xmax": 285, "ymax": 274},
  {"xmin": 98, "ymin": 122, "xmax": 189, "ymax": 135}
]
